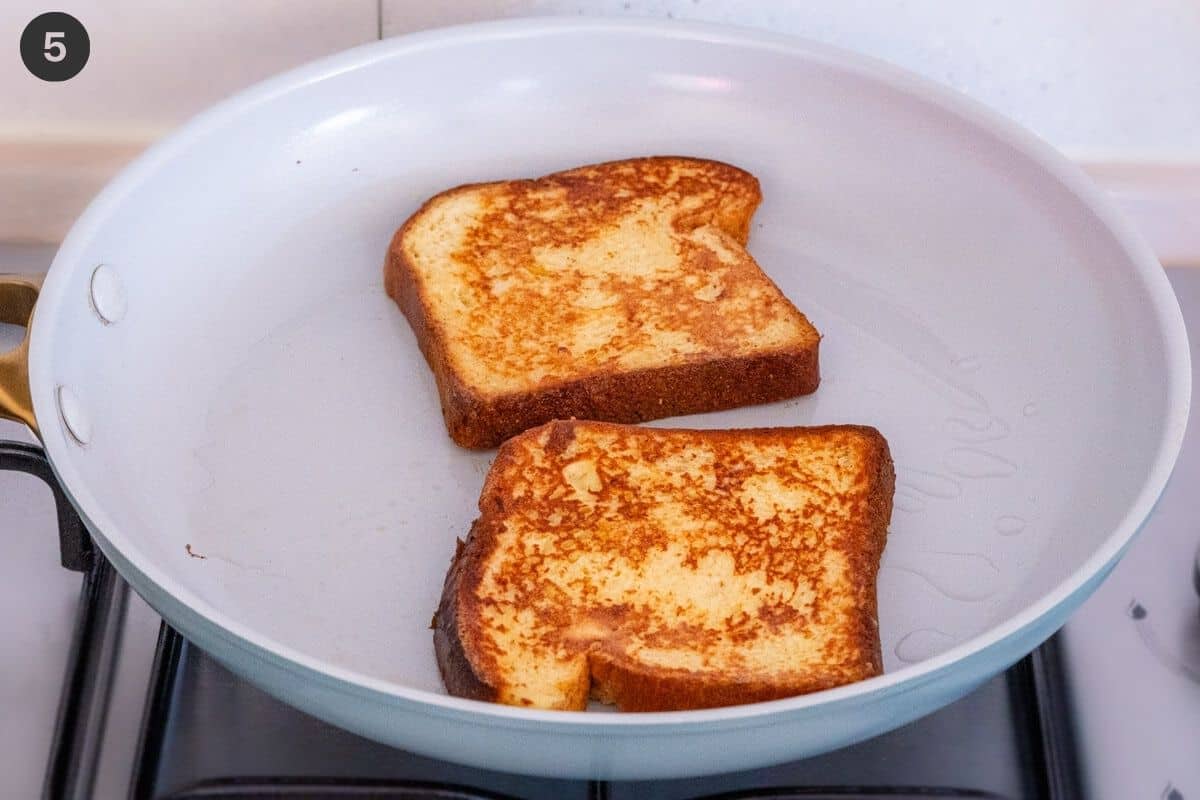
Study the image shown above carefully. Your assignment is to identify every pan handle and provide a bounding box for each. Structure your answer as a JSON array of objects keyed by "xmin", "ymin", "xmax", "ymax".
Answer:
[{"xmin": 0, "ymin": 273, "xmax": 41, "ymax": 436}]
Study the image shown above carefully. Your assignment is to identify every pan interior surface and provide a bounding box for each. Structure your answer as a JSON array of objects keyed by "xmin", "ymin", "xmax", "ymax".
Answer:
[{"xmin": 30, "ymin": 23, "xmax": 1183, "ymax": 713}]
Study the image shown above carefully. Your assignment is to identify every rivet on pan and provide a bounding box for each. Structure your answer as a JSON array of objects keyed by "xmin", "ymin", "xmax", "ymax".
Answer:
[
  {"xmin": 89, "ymin": 264, "xmax": 127, "ymax": 324},
  {"xmin": 57, "ymin": 385, "xmax": 92, "ymax": 446}
]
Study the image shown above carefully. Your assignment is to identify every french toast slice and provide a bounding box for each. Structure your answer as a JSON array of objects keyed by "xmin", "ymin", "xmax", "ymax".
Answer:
[
  {"xmin": 434, "ymin": 420, "xmax": 895, "ymax": 711},
  {"xmin": 385, "ymin": 157, "xmax": 820, "ymax": 449}
]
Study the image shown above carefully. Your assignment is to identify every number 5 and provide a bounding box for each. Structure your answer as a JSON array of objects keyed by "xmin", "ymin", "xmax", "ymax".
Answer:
[{"xmin": 44, "ymin": 31, "xmax": 66, "ymax": 62}]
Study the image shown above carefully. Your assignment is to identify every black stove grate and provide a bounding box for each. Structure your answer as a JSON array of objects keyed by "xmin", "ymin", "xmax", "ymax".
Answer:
[
  {"xmin": 1, "ymin": 440, "xmax": 1082, "ymax": 800},
  {"xmin": 128, "ymin": 623, "xmax": 1077, "ymax": 800}
]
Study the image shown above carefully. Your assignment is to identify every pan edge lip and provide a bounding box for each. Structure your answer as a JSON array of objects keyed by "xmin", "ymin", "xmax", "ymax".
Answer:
[{"xmin": 27, "ymin": 15, "xmax": 1193, "ymax": 728}]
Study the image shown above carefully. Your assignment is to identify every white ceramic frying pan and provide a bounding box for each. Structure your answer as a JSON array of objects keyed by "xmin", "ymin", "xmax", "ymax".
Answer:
[{"xmin": 0, "ymin": 18, "xmax": 1189, "ymax": 780}]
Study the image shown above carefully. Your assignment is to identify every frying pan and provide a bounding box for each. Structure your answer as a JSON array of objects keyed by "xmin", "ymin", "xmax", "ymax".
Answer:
[{"xmin": 0, "ymin": 18, "xmax": 1189, "ymax": 780}]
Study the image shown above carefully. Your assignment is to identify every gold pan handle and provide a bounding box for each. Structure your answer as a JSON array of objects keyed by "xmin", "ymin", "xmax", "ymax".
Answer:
[{"xmin": 0, "ymin": 274, "xmax": 42, "ymax": 436}]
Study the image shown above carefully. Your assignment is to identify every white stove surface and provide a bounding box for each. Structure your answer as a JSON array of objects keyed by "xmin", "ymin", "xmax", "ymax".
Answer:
[
  {"xmin": 0, "ymin": 244, "xmax": 161, "ymax": 800},
  {"xmin": 2, "ymin": 242, "xmax": 1198, "ymax": 797},
  {"xmin": 1058, "ymin": 268, "xmax": 1200, "ymax": 800}
]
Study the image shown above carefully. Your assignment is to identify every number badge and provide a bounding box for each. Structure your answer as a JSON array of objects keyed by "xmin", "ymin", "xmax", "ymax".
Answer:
[{"xmin": 21, "ymin": 12, "xmax": 90, "ymax": 82}]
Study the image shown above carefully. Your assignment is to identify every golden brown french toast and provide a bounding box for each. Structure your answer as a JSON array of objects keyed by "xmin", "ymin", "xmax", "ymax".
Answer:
[
  {"xmin": 385, "ymin": 157, "xmax": 820, "ymax": 449},
  {"xmin": 434, "ymin": 420, "xmax": 895, "ymax": 711}
]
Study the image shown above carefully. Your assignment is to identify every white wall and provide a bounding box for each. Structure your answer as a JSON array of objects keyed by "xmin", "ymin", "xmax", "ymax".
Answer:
[
  {"xmin": 4, "ymin": 0, "xmax": 1198, "ymax": 156},
  {"xmin": 2, "ymin": 0, "xmax": 377, "ymax": 141},
  {"xmin": 2, "ymin": 1, "xmax": 1198, "ymax": 253},
  {"xmin": 384, "ymin": 0, "xmax": 1200, "ymax": 162},
  {"xmin": 1, "ymin": 0, "xmax": 376, "ymax": 240}
]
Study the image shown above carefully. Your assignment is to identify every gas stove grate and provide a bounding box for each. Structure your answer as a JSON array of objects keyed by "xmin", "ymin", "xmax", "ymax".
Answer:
[{"xmin": 0, "ymin": 440, "xmax": 1082, "ymax": 800}]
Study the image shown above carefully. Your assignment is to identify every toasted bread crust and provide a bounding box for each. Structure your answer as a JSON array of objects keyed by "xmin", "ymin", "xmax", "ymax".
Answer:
[
  {"xmin": 435, "ymin": 420, "xmax": 894, "ymax": 711},
  {"xmin": 432, "ymin": 529, "xmax": 499, "ymax": 703},
  {"xmin": 586, "ymin": 653, "xmax": 855, "ymax": 711},
  {"xmin": 385, "ymin": 157, "xmax": 820, "ymax": 449}
]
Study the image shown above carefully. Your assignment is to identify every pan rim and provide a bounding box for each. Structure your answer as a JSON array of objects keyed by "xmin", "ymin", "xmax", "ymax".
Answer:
[{"xmin": 29, "ymin": 15, "xmax": 1192, "ymax": 728}]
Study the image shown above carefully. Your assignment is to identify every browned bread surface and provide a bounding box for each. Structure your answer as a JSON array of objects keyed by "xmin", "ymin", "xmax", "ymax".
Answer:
[
  {"xmin": 386, "ymin": 157, "xmax": 820, "ymax": 448},
  {"xmin": 434, "ymin": 420, "xmax": 895, "ymax": 711}
]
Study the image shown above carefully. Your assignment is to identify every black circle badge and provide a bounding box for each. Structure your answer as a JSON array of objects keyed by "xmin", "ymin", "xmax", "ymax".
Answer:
[{"xmin": 21, "ymin": 12, "xmax": 89, "ymax": 82}]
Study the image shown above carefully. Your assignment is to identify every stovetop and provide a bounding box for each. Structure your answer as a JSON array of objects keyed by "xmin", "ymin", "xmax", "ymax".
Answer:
[
  {"xmin": 131, "ymin": 630, "xmax": 1067, "ymax": 799},
  {"xmin": 4, "ymin": 244, "xmax": 1199, "ymax": 799},
  {"xmin": 2, "ymin": 435, "xmax": 1075, "ymax": 800}
]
